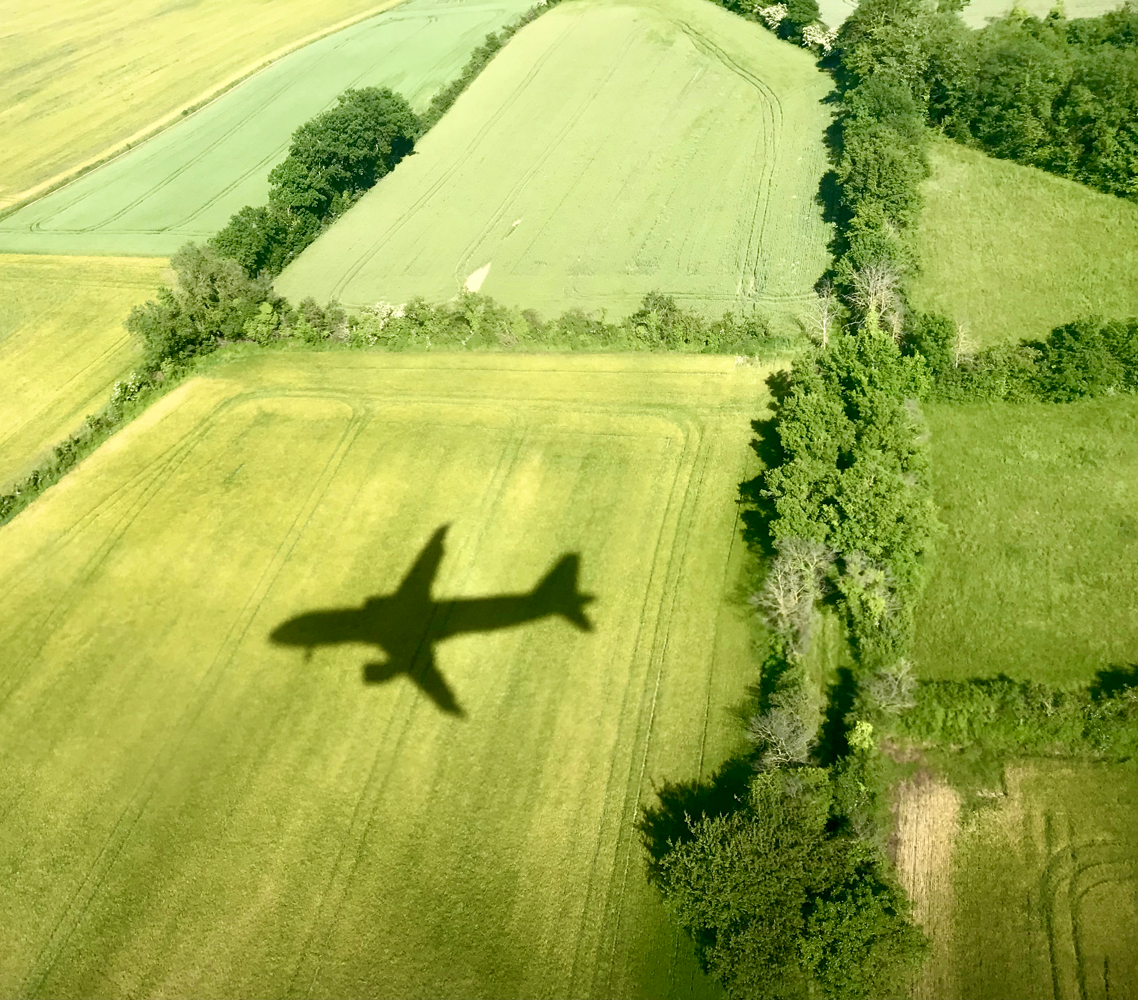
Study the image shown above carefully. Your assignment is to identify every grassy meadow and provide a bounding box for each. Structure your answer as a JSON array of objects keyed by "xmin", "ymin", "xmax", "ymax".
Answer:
[
  {"xmin": 0, "ymin": 0, "xmax": 536, "ymax": 257},
  {"xmin": 916, "ymin": 763, "xmax": 1138, "ymax": 1000},
  {"xmin": 277, "ymin": 0, "xmax": 834, "ymax": 326},
  {"xmin": 0, "ymin": 0, "xmax": 407, "ymax": 208},
  {"xmin": 0, "ymin": 254, "xmax": 167, "ymax": 491},
  {"xmin": 0, "ymin": 351, "xmax": 771, "ymax": 999},
  {"xmin": 912, "ymin": 140, "xmax": 1138, "ymax": 348},
  {"xmin": 912, "ymin": 399, "xmax": 1138, "ymax": 685}
]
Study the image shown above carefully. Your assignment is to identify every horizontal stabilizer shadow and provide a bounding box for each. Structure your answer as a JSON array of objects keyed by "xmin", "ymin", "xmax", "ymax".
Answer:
[{"xmin": 270, "ymin": 525, "xmax": 595, "ymax": 717}]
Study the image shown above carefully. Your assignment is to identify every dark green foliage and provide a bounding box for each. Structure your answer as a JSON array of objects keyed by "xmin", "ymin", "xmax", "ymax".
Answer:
[
  {"xmin": 648, "ymin": 768, "xmax": 924, "ymax": 1000},
  {"xmin": 762, "ymin": 328, "xmax": 935, "ymax": 662},
  {"xmin": 907, "ymin": 313, "xmax": 1138, "ymax": 402},
  {"xmin": 211, "ymin": 87, "xmax": 418, "ymax": 276},
  {"xmin": 126, "ymin": 244, "xmax": 272, "ymax": 368},
  {"xmin": 885, "ymin": 672, "xmax": 1138, "ymax": 761}
]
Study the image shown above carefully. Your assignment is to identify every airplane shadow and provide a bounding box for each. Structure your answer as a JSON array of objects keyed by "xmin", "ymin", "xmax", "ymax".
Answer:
[{"xmin": 269, "ymin": 525, "xmax": 596, "ymax": 718}]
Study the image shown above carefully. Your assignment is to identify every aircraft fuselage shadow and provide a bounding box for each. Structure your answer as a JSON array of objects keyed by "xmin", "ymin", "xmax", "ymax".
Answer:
[{"xmin": 269, "ymin": 525, "xmax": 595, "ymax": 717}]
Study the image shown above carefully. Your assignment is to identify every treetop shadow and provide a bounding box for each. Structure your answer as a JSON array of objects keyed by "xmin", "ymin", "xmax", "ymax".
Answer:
[{"xmin": 269, "ymin": 525, "xmax": 595, "ymax": 718}]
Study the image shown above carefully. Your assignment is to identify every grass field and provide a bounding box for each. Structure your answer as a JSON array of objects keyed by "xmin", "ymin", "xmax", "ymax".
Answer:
[
  {"xmin": 912, "ymin": 140, "xmax": 1138, "ymax": 348},
  {"xmin": 0, "ymin": 351, "xmax": 772, "ymax": 998},
  {"xmin": 0, "ymin": 0, "xmax": 536, "ymax": 258},
  {"xmin": 0, "ymin": 0, "xmax": 407, "ymax": 208},
  {"xmin": 931, "ymin": 763, "xmax": 1138, "ymax": 1000},
  {"xmin": 277, "ymin": 0, "xmax": 834, "ymax": 326},
  {"xmin": 912, "ymin": 399, "xmax": 1138, "ymax": 685},
  {"xmin": 0, "ymin": 254, "xmax": 168, "ymax": 491}
]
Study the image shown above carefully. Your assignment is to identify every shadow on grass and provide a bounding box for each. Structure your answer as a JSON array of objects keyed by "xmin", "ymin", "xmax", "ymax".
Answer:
[
  {"xmin": 638, "ymin": 755, "xmax": 756, "ymax": 878},
  {"xmin": 269, "ymin": 525, "xmax": 595, "ymax": 717}
]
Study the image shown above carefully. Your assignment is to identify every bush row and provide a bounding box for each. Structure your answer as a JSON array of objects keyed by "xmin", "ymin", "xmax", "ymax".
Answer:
[
  {"xmin": 881, "ymin": 672, "xmax": 1138, "ymax": 761},
  {"xmin": 903, "ymin": 312, "xmax": 1138, "ymax": 402}
]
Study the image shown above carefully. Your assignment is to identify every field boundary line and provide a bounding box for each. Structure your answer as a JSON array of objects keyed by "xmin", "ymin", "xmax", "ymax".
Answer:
[
  {"xmin": 0, "ymin": 0, "xmax": 411, "ymax": 219},
  {"xmin": 595, "ymin": 413, "xmax": 720, "ymax": 995},
  {"xmin": 565, "ymin": 411, "xmax": 704, "ymax": 992},
  {"xmin": 16, "ymin": 402, "xmax": 366, "ymax": 997}
]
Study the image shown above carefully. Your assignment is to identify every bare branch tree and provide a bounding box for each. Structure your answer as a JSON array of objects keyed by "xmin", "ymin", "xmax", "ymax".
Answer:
[
  {"xmin": 952, "ymin": 321, "xmax": 976, "ymax": 367},
  {"xmin": 807, "ymin": 281, "xmax": 840, "ymax": 348},
  {"xmin": 747, "ymin": 702, "xmax": 816, "ymax": 769},
  {"xmin": 851, "ymin": 261, "xmax": 903, "ymax": 339},
  {"xmin": 865, "ymin": 658, "xmax": 918, "ymax": 714}
]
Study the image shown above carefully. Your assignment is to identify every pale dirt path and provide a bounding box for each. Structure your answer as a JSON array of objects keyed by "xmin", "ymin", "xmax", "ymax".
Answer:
[{"xmin": 892, "ymin": 773, "xmax": 961, "ymax": 1000}]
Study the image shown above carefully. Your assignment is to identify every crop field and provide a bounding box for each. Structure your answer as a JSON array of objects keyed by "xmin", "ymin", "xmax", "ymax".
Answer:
[
  {"xmin": 0, "ymin": 351, "xmax": 771, "ymax": 999},
  {"xmin": 0, "ymin": 254, "xmax": 167, "ymax": 491},
  {"xmin": 912, "ymin": 399, "xmax": 1138, "ymax": 685},
  {"xmin": 0, "ymin": 0, "xmax": 536, "ymax": 257},
  {"xmin": 0, "ymin": 0, "xmax": 406, "ymax": 208},
  {"xmin": 941, "ymin": 763, "xmax": 1138, "ymax": 1000},
  {"xmin": 912, "ymin": 140, "xmax": 1138, "ymax": 348},
  {"xmin": 277, "ymin": 0, "xmax": 834, "ymax": 326}
]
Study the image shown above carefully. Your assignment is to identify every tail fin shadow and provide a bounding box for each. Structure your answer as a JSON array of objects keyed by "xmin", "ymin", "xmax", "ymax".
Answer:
[{"xmin": 534, "ymin": 554, "xmax": 595, "ymax": 631}]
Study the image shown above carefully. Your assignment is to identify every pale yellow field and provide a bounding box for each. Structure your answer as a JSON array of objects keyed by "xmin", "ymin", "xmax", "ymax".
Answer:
[
  {"xmin": 0, "ymin": 254, "xmax": 167, "ymax": 490},
  {"xmin": 0, "ymin": 0, "xmax": 403, "ymax": 207}
]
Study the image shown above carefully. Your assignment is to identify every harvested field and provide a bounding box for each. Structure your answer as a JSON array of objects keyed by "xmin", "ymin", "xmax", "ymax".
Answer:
[
  {"xmin": 0, "ymin": 0, "xmax": 536, "ymax": 256},
  {"xmin": 912, "ymin": 140, "xmax": 1138, "ymax": 348},
  {"xmin": 277, "ymin": 0, "xmax": 835, "ymax": 327},
  {"xmin": 947, "ymin": 763, "xmax": 1138, "ymax": 1000},
  {"xmin": 0, "ymin": 253, "xmax": 167, "ymax": 490},
  {"xmin": 893, "ymin": 775, "xmax": 960, "ymax": 1000},
  {"xmin": 0, "ymin": 351, "xmax": 770, "ymax": 998}
]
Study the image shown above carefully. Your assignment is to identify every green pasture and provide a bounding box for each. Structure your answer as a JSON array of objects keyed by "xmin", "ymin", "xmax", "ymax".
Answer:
[
  {"xmin": 944, "ymin": 762, "xmax": 1138, "ymax": 1000},
  {"xmin": 912, "ymin": 398, "xmax": 1138, "ymax": 685},
  {"xmin": 277, "ymin": 0, "xmax": 834, "ymax": 327},
  {"xmin": 0, "ymin": 351, "xmax": 772, "ymax": 999},
  {"xmin": 0, "ymin": 253, "xmax": 168, "ymax": 491},
  {"xmin": 912, "ymin": 140, "xmax": 1138, "ymax": 348},
  {"xmin": 0, "ymin": 0, "xmax": 534, "ymax": 257}
]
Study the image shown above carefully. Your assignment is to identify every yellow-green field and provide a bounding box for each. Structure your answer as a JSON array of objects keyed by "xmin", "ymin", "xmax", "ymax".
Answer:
[
  {"xmin": 278, "ymin": 0, "xmax": 834, "ymax": 325},
  {"xmin": 916, "ymin": 763, "xmax": 1138, "ymax": 1000},
  {"xmin": 912, "ymin": 140, "xmax": 1138, "ymax": 347},
  {"xmin": 0, "ymin": 351, "xmax": 771, "ymax": 998},
  {"xmin": 913, "ymin": 399, "xmax": 1138, "ymax": 685},
  {"xmin": 0, "ymin": 254, "xmax": 167, "ymax": 491},
  {"xmin": 0, "ymin": 0, "xmax": 537, "ymax": 257},
  {"xmin": 0, "ymin": 0, "xmax": 408, "ymax": 208}
]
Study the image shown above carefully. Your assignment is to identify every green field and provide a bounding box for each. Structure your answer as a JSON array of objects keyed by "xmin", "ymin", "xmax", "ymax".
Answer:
[
  {"xmin": 912, "ymin": 399, "xmax": 1138, "ymax": 685},
  {"xmin": 0, "ymin": 0, "xmax": 405, "ymax": 208},
  {"xmin": 0, "ymin": 254, "xmax": 168, "ymax": 491},
  {"xmin": 0, "ymin": 351, "xmax": 771, "ymax": 998},
  {"xmin": 912, "ymin": 140, "xmax": 1138, "ymax": 348},
  {"xmin": 941, "ymin": 763, "xmax": 1138, "ymax": 1000},
  {"xmin": 0, "ymin": 0, "xmax": 535, "ymax": 257},
  {"xmin": 277, "ymin": 0, "xmax": 834, "ymax": 325}
]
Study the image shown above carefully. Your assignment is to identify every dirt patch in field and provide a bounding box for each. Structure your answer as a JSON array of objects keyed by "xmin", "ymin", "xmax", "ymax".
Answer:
[{"xmin": 892, "ymin": 772, "xmax": 960, "ymax": 999}]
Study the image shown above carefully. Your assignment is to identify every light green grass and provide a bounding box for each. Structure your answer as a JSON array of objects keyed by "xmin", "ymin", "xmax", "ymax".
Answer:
[
  {"xmin": 0, "ymin": 351, "xmax": 773, "ymax": 999},
  {"xmin": 0, "ymin": 0, "xmax": 536, "ymax": 257},
  {"xmin": 912, "ymin": 140, "xmax": 1138, "ymax": 347},
  {"xmin": 0, "ymin": 253, "xmax": 168, "ymax": 491},
  {"xmin": 941, "ymin": 762, "xmax": 1138, "ymax": 1000},
  {"xmin": 277, "ymin": 0, "xmax": 835, "ymax": 327},
  {"xmin": 913, "ymin": 399, "xmax": 1138, "ymax": 685}
]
